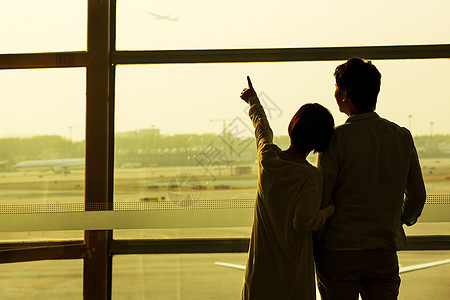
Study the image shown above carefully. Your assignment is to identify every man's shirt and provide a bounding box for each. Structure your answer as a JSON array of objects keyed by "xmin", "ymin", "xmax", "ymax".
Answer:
[{"xmin": 317, "ymin": 112, "xmax": 426, "ymax": 250}]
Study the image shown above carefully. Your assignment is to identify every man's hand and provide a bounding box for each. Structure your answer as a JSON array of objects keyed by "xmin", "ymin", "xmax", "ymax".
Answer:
[{"xmin": 240, "ymin": 76, "xmax": 257, "ymax": 103}]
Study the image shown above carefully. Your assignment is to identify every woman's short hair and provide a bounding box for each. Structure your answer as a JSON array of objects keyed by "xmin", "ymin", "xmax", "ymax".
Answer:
[{"xmin": 288, "ymin": 103, "xmax": 334, "ymax": 153}]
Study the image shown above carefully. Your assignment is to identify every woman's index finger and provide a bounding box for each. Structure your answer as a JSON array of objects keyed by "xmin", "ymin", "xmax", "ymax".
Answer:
[{"xmin": 247, "ymin": 76, "xmax": 254, "ymax": 90}]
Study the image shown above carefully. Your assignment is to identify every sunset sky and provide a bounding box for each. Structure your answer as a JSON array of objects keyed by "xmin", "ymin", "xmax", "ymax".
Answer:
[{"xmin": 1, "ymin": 0, "xmax": 449, "ymax": 140}]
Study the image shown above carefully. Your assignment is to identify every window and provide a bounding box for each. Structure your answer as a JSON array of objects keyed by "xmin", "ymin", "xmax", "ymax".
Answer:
[
  {"xmin": 112, "ymin": 251, "xmax": 450, "ymax": 299},
  {"xmin": 117, "ymin": 0, "xmax": 450, "ymax": 50},
  {"xmin": 0, "ymin": 259, "xmax": 83, "ymax": 298},
  {"xmin": 0, "ymin": 68, "xmax": 85, "ymax": 241},
  {"xmin": 0, "ymin": 1, "xmax": 87, "ymax": 54},
  {"xmin": 1, "ymin": 1, "xmax": 449, "ymax": 299},
  {"xmin": 113, "ymin": 60, "xmax": 450, "ymax": 239}
]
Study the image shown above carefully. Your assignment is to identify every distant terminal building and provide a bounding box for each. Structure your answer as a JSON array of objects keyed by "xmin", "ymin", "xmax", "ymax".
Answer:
[
  {"xmin": 116, "ymin": 127, "xmax": 160, "ymax": 138},
  {"xmin": 0, "ymin": 161, "xmax": 7, "ymax": 172},
  {"xmin": 114, "ymin": 126, "xmax": 258, "ymax": 167},
  {"xmin": 234, "ymin": 166, "xmax": 252, "ymax": 175},
  {"xmin": 116, "ymin": 151, "xmax": 197, "ymax": 168}
]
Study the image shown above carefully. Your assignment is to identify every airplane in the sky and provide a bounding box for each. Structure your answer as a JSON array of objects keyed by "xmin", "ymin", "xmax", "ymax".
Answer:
[
  {"xmin": 147, "ymin": 12, "xmax": 178, "ymax": 21},
  {"xmin": 13, "ymin": 158, "xmax": 84, "ymax": 174},
  {"xmin": 215, "ymin": 259, "xmax": 450, "ymax": 300}
]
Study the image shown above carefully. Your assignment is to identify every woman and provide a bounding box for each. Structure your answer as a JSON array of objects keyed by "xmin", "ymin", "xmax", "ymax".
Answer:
[{"xmin": 240, "ymin": 77, "xmax": 335, "ymax": 300}]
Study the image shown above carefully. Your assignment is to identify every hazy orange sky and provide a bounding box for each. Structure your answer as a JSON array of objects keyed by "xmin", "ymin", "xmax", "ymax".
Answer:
[{"xmin": 1, "ymin": 0, "xmax": 449, "ymax": 140}]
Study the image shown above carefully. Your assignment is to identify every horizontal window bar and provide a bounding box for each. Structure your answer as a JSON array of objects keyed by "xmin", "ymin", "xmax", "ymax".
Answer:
[
  {"xmin": 0, "ymin": 209, "xmax": 254, "ymax": 232},
  {"xmin": 110, "ymin": 238, "xmax": 249, "ymax": 254},
  {"xmin": 0, "ymin": 52, "xmax": 88, "ymax": 69},
  {"xmin": 0, "ymin": 198, "xmax": 447, "ymax": 231},
  {"xmin": 0, "ymin": 243, "xmax": 88, "ymax": 264},
  {"xmin": 2, "ymin": 45, "xmax": 449, "ymax": 69},
  {"xmin": 406, "ymin": 235, "xmax": 450, "ymax": 250},
  {"xmin": 0, "ymin": 195, "xmax": 448, "ymax": 214},
  {"xmin": 1, "ymin": 236, "xmax": 448, "ymax": 261},
  {"xmin": 113, "ymin": 44, "xmax": 450, "ymax": 65},
  {"xmin": 0, "ymin": 240, "xmax": 83, "ymax": 251},
  {"xmin": 109, "ymin": 236, "xmax": 450, "ymax": 255}
]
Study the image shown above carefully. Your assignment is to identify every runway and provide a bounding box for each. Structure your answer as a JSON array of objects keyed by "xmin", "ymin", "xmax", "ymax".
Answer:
[{"xmin": 0, "ymin": 164, "xmax": 449, "ymax": 299}]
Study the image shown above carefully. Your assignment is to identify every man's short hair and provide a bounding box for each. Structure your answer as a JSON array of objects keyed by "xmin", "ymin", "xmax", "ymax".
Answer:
[
  {"xmin": 288, "ymin": 103, "xmax": 334, "ymax": 153},
  {"xmin": 334, "ymin": 57, "xmax": 381, "ymax": 112}
]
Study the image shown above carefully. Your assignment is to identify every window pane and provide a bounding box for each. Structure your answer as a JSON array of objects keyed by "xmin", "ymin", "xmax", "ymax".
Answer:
[
  {"xmin": 113, "ymin": 253, "xmax": 247, "ymax": 299},
  {"xmin": 113, "ymin": 227, "xmax": 251, "ymax": 240},
  {"xmin": 0, "ymin": 1, "xmax": 86, "ymax": 54},
  {"xmin": 0, "ymin": 231, "xmax": 83, "ymax": 242},
  {"xmin": 117, "ymin": 0, "xmax": 450, "ymax": 50},
  {"xmin": 112, "ymin": 252, "xmax": 450, "ymax": 300},
  {"xmin": 397, "ymin": 251, "xmax": 450, "ymax": 299},
  {"xmin": 0, "ymin": 68, "xmax": 85, "ymax": 241},
  {"xmin": 0, "ymin": 259, "xmax": 83, "ymax": 299},
  {"xmin": 113, "ymin": 60, "xmax": 450, "ymax": 239}
]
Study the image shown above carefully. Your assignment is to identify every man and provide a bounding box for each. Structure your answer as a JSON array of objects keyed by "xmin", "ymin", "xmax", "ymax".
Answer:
[
  {"xmin": 316, "ymin": 58, "xmax": 426, "ymax": 300},
  {"xmin": 240, "ymin": 77, "xmax": 335, "ymax": 299}
]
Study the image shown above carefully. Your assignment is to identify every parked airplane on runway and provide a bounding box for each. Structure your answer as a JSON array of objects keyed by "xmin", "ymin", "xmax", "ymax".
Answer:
[{"xmin": 13, "ymin": 158, "xmax": 84, "ymax": 174}]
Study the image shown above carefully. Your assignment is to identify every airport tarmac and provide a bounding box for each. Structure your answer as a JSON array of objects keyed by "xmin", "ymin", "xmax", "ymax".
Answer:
[
  {"xmin": 0, "ymin": 251, "xmax": 448, "ymax": 299},
  {"xmin": 0, "ymin": 163, "xmax": 449, "ymax": 239},
  {"xmin": 1, "ymin": 164, "xmax": 449, "ymax": 205},
  {"xmin": 0, "ymin": 164, "xmax": 449, "ymax": 299}
]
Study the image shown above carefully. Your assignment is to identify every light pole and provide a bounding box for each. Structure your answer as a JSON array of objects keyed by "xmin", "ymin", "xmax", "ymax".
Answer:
[
  {"xmin": 68, "ymin": 126, "xmax": 73, "ymax": 157},
  {"xmin": 430, "ymin": 122, "xmax": 434, "ymax": 136},
  {"xmin": 68, "ymin": 126, "xmax": 73, "ymax": 142},
  {"xmin": 210, "ymin": 119, "xmax": 233, "ymax": 175},
  {"xmin": 408, "ymin": 115, "xmax": 413, "ymax": 132}
]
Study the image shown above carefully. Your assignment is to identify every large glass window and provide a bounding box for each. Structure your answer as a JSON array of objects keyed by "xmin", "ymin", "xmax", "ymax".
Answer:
[
  {"xmin": 112, "ymin": 251, "xmax": 450, "ymax": 300},
  {"xmin": 116, "ymin": 0, "xmax": 450, "ymax": 50},
  {"xmin": 113, "ymin": 60, "xmax": 450, "ymax": 239},
  {"xmin": 0, "ymin": 259, "xmax": 83, "ymax": 299},
  {"xmin": 2, "ymin": 2, "xmax": 449, "ymax": 298},
  {"xmin": 0, "ymin": 68, "xmax": 86, "ymax": 241},
  {"xmin": 397, "ymin": 251, "xmax": 450, "ymax": 299},
  {"xmin": 112, "ymin": 253, "xmax": 247, "ymax": 299},
  {"xmin": 0, "ymin": 1, "xmax": 87, "ymax": 54}
]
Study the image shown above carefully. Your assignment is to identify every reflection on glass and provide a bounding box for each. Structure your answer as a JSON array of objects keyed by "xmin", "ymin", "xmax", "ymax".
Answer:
[
  {"xmin": 0, "ymin": 1, "xmax": 87, "ymax": 53},
  {"xmin": 117, "ymin": 0, "xmax": 450, "ymax": 50},
  {"xmin": 112, "ymin": 252, "xmax": 450, "ymax": 300},
  {"xmin": 0, "ymin": 68, "xmax": 85, "ymax": 241},
  {"xmin": 114, "ymin": 60, "xmax": 450, "ymax": 239},
  {"xmin": 0, "ymin": 260, "xmax": 83, "ymax": 298}
]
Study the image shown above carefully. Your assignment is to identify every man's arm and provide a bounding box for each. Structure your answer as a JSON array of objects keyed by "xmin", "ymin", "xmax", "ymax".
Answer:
[
  {"xmin": 402, "ymin": 141, "xmax": 426, "ymax": 226},
  {"xmin": 293, "ymin": 174, "xmax": 335, "ymax": 233},
  {"xmin": 240, "ymin": 76, "xmax": 273, "ymax": 148}
]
